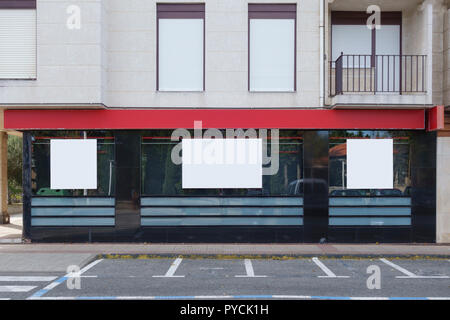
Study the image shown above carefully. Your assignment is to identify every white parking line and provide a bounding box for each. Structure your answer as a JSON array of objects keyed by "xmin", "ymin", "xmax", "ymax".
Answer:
[
  {"xmin": 0, "ymin": 276, "xmax": 57, "ymax": 282},
  {"xmin": 235, "ymin": 259, "xmax": 267, "ymax": 278},
  {"xmin": 0, "ymin": 286, "xmax": 37, "ymax": 292},
  {"xmin": 379, "ymin": 258, "xmax": 416, "ymax": 277},
  {"xmin": 27, "ymin": 258, "xmax": 103, "ymax": 299},
  {"xmin": 153, "ymin": 258, "xmax": 185, "ymax": 278},
  {"xmin": 312, "ymin": 257, "xmax": 349, "ymax": 278},
  {"xmin": 380, "ymin": 258, "xmax": 449, "ymax": 279}
]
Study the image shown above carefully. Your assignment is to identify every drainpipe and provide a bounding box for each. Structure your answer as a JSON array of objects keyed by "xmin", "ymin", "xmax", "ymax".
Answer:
[
  {"xmin": 426, "ymin": 2, "xmax": 433, "ymax": 104},
  {"xmin": 319, "ymin": 0, "xmax": 325, "ymax": 107},
  {"xmin": 419, "ymin": 0, "xmax": 434, "ymax": 104}
]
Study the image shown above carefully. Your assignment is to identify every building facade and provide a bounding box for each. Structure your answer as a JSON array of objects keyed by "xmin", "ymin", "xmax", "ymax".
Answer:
[{"xmin": 0, "ymin": 0, "xmax": 449, "ymax": 243}]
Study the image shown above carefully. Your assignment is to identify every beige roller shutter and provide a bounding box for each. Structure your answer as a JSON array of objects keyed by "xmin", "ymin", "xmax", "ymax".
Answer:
[{"xmin": 0, "ymin": 9, "xmax": 36, "ymax": 79}]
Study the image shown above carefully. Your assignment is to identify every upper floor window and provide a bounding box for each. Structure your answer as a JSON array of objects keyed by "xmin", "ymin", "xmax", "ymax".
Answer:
[
  {"xmin": 0, "ymin": 1, "xmax": 36, "ymax": 79},
  {"xmin": 331, "ymin": 11, "xmax": 402, "ymax": 93},
  {"xmin": 157, "ymin": 3, "xmax": 205, "ymax": 91},
  {"xmin": 248, "ymin": 4, "xmax": 296, "ymax": 92},
  {"xmin": 331, "ymin": 12, "xmax": 401, "ymax": 64}
]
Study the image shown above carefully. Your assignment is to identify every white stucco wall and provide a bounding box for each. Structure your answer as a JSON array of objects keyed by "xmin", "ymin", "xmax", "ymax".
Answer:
[
  {"xmin": 104, "ymin": 0, "xmax": 321, "ymax": 108},
  {"xmin": 443, "ymin": 6, "xmax": 450, "ymax": 106},
  {"xmin": 0, "ymin": 0, "xmax": 445, "ymax": 108},
  {"xmin": 0, "ymin": 0, "xmax": 104, "ymax": 105},
  {"xmin": 0, "ymin": 0, "xmax": 320, "ymax": 108},
  {"xmin": 437, "ymin": 136, "xmax": 450, "ymax": 243}
]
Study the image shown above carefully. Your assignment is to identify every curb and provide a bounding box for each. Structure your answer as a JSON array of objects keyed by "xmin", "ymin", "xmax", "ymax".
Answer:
[{"xmin": 97, "ymin": 253, "xmax": 450, "ymax": 260}]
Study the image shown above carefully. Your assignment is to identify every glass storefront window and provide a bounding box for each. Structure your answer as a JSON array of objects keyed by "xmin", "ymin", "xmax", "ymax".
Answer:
[
  {"xmin": 31, "ymin": 131, "xmax": 115, "ymax": 196},
  {"xmin": 329, "ymin": 130, "xmax": 411, "ymax": 196},
  {"xmin": 141, "ymin": 130, "xmax": 303, "ymax": 196}
]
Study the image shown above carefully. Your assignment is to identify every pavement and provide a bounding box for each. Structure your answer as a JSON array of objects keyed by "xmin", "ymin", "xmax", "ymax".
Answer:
[
  {"xmin": 0, "ymin": 243, "xmax": 449, "ymax": 256},
  {"xmin": 0, "ymin": 243, "xmax": 448, "ymax": 276},
  {"xmin": 0, "ymin": 257, "xmax": 449, "ymax": 300},
  {"xmin": 0, "ymin": 208, "xmax": 449, "ymax": 301},
  {"xmin": 0, "ymin": 205, "xmax": 22, "ymax": 243},
  {"xmin": 0, "ymin": 253, "xmax": 96, "ymax": 272},
  {"xmin": 0, "ymin": 206, "xmax": 449, "ymax": 275}
]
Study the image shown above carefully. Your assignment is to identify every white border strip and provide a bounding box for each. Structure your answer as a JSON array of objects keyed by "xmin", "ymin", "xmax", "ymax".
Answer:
[{"xmin": 29, "ymin": 295, "xmax": 450, "ymax": 300}]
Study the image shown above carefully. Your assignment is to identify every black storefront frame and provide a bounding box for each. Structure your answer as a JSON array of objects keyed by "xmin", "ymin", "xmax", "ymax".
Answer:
[{"xmin": 22, "ymin": 130, "xmax": 436, "ymax": 243}]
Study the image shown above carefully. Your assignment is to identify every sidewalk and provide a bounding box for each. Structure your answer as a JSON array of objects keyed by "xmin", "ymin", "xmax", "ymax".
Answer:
[
  {"xmin": 1, "ymin": 205, "xmax": 449, "ymax": 271},
  {"xmin": 0, "ymin": 204, "xmax": 22, "ymax": 243},
  {"xmin": 0, "ymin": 243, "xmax": 449, "ymax": 257},
  {"xmin": 0, "ymin": 242, "xmax": 449, "ymax": 272}
]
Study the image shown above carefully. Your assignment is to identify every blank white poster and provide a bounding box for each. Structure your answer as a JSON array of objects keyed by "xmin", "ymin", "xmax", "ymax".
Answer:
[
  {"xmin": 250, "ymin": 19, "xmax": 295, "ymax": 91},
  {"xmin": 158, "ymin": 19, "xmax": 204, "ymax": 91},
  {"xmin": 50, "ymin": 139, "xmax": 97, "ymax": 189},
  {"xmin": 182, "ymin": 139, "xmax": 262, "ymax": 189},
  {"xmin": 347, "ymin": 139, "xmax": 393, "ymax": 189}
]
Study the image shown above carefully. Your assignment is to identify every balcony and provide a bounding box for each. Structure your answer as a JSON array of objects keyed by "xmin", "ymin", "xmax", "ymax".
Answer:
[
  {"xmin": 326, "ymin": 0, "xmax": 434, "ymax": 108},
  {"xmin": 330, "ymin": 54, "xmax": 427, "ymax": 96}
]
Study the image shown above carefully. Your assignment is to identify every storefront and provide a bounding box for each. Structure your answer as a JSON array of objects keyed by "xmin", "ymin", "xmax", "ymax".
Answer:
[{"xmin": 4, "ymin": 108, "xmax": 437, "ymax": 243}]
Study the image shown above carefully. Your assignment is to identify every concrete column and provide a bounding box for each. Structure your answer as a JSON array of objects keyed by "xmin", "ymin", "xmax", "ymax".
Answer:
[
  {"xmin": 437, "ymin": 136, "xmax": 450, "ymax": 243},
  {"xmin": 0, "ymin": 131, "xmax": 8, "ymax": 224}
]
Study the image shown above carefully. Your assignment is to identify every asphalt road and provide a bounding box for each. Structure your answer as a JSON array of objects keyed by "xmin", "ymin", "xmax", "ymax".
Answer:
[{"xmin": 0, "ymin": 257, "xmax": 449, "ymax": 300}]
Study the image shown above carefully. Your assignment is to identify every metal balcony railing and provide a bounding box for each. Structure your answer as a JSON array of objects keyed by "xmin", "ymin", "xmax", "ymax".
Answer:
[{"xmin": 329, "ymin": 54, "xmax": 427, "ymax": 96}]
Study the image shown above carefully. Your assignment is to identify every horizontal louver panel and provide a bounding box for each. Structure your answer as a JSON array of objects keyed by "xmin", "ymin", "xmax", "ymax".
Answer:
[
  {"xmin": 0, "ymin": 9, "xmax": 36, "ymax": 79},
  {"xmin": 140, "ymin": 196, "xmax": 303, "ymax": 226},
  {"xmin": 30, "ymin": 197, "xmax": 115, "ymax": 227},
  {"xmin": 141, "ymin": 217, "xmax": 303, "ymax": 226}
]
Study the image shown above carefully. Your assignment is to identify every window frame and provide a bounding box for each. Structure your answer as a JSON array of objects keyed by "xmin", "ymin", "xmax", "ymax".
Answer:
[
  {"xmin": 330, "ymin": 11, "xmax": 402, "ymax": 65},
  {"xmin": 0, "ymin": 1, "xmax": 36, "ymax": 9},
  {"xmin": 248, "ymin": 3, "xmax": 297, "ymax": 92},
  {"xmin": 156, "ymin": 3, "xmax": 205, "ymax": 92},
  {"xmin": 0, "ymin": 0, "xmax": 37, "ymax": 80}
]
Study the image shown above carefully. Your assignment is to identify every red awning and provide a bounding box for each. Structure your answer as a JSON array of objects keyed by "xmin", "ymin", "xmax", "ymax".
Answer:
[{"xmin": 4, "ymin": 108, "xmax": 426, "ymax": 130}]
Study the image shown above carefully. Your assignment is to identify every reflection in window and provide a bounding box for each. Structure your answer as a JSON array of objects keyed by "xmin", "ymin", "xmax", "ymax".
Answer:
[
  {"xmin": 141, "ymin": 130, "xmax": 303, "ymax": 196},
  {"xmin": 329, "ymin": 131, "xmax": 411, "ymax": 196},
  {"xmin": 31, "ymin": 131, "xmax": 115, "ymax": 196}
]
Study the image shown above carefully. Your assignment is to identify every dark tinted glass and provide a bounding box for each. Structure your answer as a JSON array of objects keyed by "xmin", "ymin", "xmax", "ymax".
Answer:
[
  {"xmin": 31, "ymin": 131, "xmax": 115, "ymax": 196},
  {"xmin": 141, "ymin": 130, "xmax": 303, "ymax": 196},
  {"xmin": 329, "ymin": 130, "xmax": 411, "ymax": 196}
]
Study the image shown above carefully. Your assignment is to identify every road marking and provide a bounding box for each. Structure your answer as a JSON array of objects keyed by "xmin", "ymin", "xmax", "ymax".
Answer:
[
  {"xmin": 199, "ymin": 267, "xmax": 224, "ymax": 270},
  {"xmin": 0, "ymin": 276, "xmax": 57, "ymax": 282},
  {"xmin": 396, "ymin": 276, "xmax": 449, "ymax": 279},
  {"xmin": 380, "ymin": 258, "xmax": 417, "ymax": 277},
  {"xmin": 380, "ymin": 258, "xmax": 449, "ymax": 279},
  {"xmin": 153, "ymin": 258, "xmax": 185, "ymax": 278},
  {"xmin": 0, "ymin": 286, "xmax": 37, "ymax": 292},
  {"xmin": 349, "ymin": 297, "xmax": 389, "ymax": 300},
  {"xmin": 235, "ymin": 259, "xmax": 267, "ymax": 278},
  {"xmin": 272, "ymin": 295, "xmax": 311, "ymax": 299},
  {"xmin": 29, "ymin": 295, "xmax": 450, "ymax": 300},
  {"xmin": 312, "ymin": 257, "xmax": 349, "ymax": 278},
  {"xmin": 27, "ymin": 259, "xmax": 103, "ymax": 299}
]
